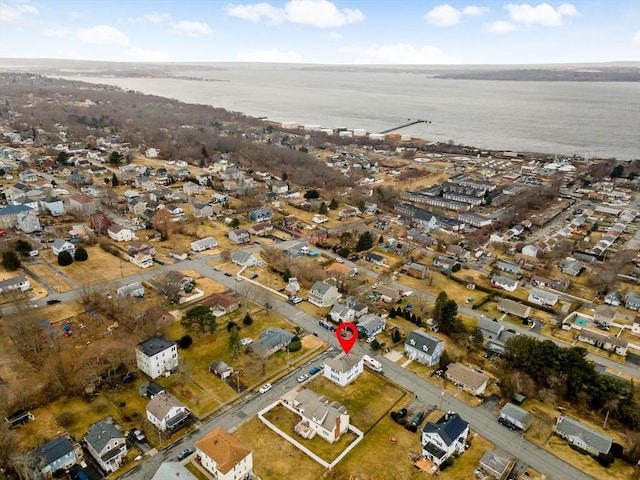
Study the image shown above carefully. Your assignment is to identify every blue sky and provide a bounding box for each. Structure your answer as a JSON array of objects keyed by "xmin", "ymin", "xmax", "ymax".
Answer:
[{"xmin": 0, "ymin": 0, "xmax": 638, "ymax": 64}]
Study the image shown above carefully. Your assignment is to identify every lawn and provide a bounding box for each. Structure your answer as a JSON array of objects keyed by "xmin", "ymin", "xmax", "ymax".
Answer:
[
  {"xmin": 25, "ymin": 263, "xmax": 74, "ymax": 293},
  {"xmin": 307, "ymin": 371, "xmax": 405, "ymax": 432},
  {"xmin": 39, "ymin": 245, "xmax": 146, "ymax": 283},
  {"xmin": 161, "ymin": 310, "xmax": 324, "ymax": 413},
  {"xmin": 263, "ymin": 405, "xmax": 359, "ymax": 463},
  {"xmin": 46, "ymin": 394, "xmax": 121, "ymax": 442},
  {"xmin": 234, "ymin": 417, "xmax": 326, "ymax": 480},
  {"xmin": 327, "ymin": 415, "xmax": 495, "ymax": 480}
]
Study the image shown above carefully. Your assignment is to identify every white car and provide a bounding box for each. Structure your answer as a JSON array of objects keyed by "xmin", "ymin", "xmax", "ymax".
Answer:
[
  {"xmin": 297, "ymin": 374, "xmax": 309, "ymax": 383},
  {"xmin": 290, "ymin": 296, "xmax": 303, "ymax": 304},
  {"xmin": 240, "ymin": 337, "xmax": 253, "ymax": 346},
  {"xmin": 259, "ymin": 383, "xmax": 272, "ymax": 394},
  {"xmin": 336, "ymin": 257, "xmax": 344, "ymax": 263},
  {"xmin": 366, "ymin": 336, "xmax": 376, "ymax": 344}
]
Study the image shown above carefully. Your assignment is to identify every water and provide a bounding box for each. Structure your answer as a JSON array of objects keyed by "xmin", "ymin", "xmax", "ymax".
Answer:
[{"xmin": 64, "ymin": 64, "xmax": 639, "ymax": 159}]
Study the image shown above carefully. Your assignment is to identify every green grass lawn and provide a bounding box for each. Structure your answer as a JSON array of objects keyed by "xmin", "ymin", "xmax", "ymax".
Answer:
[
  {"xmin": 307, "ymin": 371, "xmax": 405, "ymax": 432},
  {"xmin": 263, "ymin": 405, "xmax": 359, "ymax": 462}
]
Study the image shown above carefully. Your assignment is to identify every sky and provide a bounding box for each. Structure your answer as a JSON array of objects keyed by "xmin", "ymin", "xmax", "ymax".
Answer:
[{"xmin": 0, "ymin": 0, "xmax": 639, "ymax": 64}]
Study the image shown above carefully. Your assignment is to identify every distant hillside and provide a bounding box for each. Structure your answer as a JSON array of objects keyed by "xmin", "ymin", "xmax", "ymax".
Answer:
[{"xmin": 433, "ymin": 68, "xmax": 640, "ymax": 82}]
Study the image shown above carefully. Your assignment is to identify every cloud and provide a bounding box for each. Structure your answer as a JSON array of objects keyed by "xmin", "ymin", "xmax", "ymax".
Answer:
[
  {"xmin": 634, "ymin": 31, "xmax": 640, "ymax": 45},
  {"xmin": 505, "ymin": 2, "xmax": 579, "ymax": 27},
  {"xmin": 236, "ymin": 48, "xmax": 304, "ymax": 63},
  {"xmin": 42, "ymin": 26, "xmax": 72, "ymax": 38},
  {"xmin": 128, "ymin": 12, "xmax": 171, "ymax": 24},
  {"xmin": 77, "ymin": 25, "xmax": 128, "ymax": 46},
  {"xmin": 125, "ymin": 47, "xmax": 169, "ymax": 62},
  {"xmin": 425, "ymin": 4, "xmax": 487, "ymax": 27},
  {"xmin": 226, "ymin": 0, "xmax": 364, "ymax": 28},
  {"xmin": 327, "ymin": 31, "xmax": 342, "ymax": 40},
  {"xmin": 343, "ymin": 43, "xmax": 458, "ymax": 65},
  {"xmin": 0, "ymin": 1, "xmax": 38, "ymax": 22},
  {"xmin": 483, "ymin": 20, "xmax": 516, "ymax": 33},
  {"xmin": 172, "ymin": 20, "xmax": 213, "ymax": 37}
]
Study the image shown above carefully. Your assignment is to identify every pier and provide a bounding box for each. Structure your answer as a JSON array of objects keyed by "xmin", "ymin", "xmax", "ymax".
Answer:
[{"xmin": 379, "ymin": 119, "xmax": 431, "ymax": 134}]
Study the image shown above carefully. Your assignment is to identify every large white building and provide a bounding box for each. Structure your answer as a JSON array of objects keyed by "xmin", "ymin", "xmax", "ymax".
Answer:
[
  {"xmin": 195, "ymin": 427, "xmax": 253, "ymax": 480},
  {"xmin": 135, "ymin": 337, "xmax": 178, "ymax": 379},
  {"xmin": 323, "ymin": 354, "xmax": 364, "ymax": 387},
  {"xmin": 422, "ymin": 412, "xmax": 469, "ymax": 466},
  {"xmin": 146, "ymin": 392, "xmax": 190, "ymax": 432},
  {"xmin": 291, "ymin": 389, "xmax": 349, "ymax": 444}
]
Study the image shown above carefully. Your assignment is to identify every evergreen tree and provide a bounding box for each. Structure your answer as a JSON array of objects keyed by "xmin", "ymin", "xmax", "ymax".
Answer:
[
  {"xmin": 329, "ymin": 198, "xmax": 338, "ymax": 210},
  {"xmin": 109, "ymin": 151, "xmax": 123, "ymax": 165},
  {"xmin": 2, "ymin": 251, "xmax": 20, "ymax": 270},
  {"xmin": 355, "ymin": 231, "xmax": 374, "ymax": 252},
  {"xmin": 111, "ymin": 172, "xmax": 120, "ymax": 187},
  {"xmin": 58, "ymin": 251, "xmax": 73, "ymax": 266},
  {"xmin": 74, "ymin": 247, "xmax": 88, "ymax": 261},
  {"xmin": 319, "ymin": 201, "xmax": 328, "ymax": 214}
]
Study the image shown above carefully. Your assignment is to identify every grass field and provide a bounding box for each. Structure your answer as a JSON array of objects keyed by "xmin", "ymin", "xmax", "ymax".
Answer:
[
  {"xmin": 263, "ymin": 405, "xmax": 359, "ymax": 463},
  {"xmin": 307, "ymin": 371, "xmax": 405, "ymax": 432},
  {"xmin": 24, "ymin": 263, "xmax": 74, "ymax": 293},
  {"xmin": 235, "ymin": 417, "xmax": 326, "ymax": 480}
]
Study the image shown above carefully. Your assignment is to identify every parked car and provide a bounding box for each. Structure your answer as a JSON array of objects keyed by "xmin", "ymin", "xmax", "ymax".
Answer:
[
  {"xmin": 224, "ymin": 272, "xmax": 233, "ymax": 277},
  {"xmin": 309, "ymin": 366, "xmax": 322, "ymax": 375},
  {"xmin": 397, "ymin": 408, "xmax": 408, "ymax": 419},
  {"xmin": 177, "ymin": 448, "xmax": 194, "ymax": 460},
  {"xmin": 290, "ymin": 296, "xmax": 303, "ymax": 304},
  {"xmin": 46, "ymin": 299, "xmax": 61, "ymax": 305},
  {"xmin": 122, "ymin": 372, "xmax": 136, "ymax": 384},
  {"xmin": 153, "ymin": 258, "xmax": 165, "ymax": 265},
  {"xmin": 297, "ymin": 374, "xmax": 309, "ymax": 383},
  {"xmin": 259, "ymin": 383, "xmax": 272, "ymax": 394},
  {"xmin": 239, "ymin": 337, "xmax": 253, "ymax": 346},
  {"xmin": 250, "ymin": 273, "xmax": 259, "ymax": 279}
]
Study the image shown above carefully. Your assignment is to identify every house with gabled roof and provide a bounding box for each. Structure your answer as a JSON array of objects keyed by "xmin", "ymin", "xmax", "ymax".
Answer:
[
  {"xmin": 422, "ymin": 412, "xmax": 469, "ymax": 466},
  {"xmin": 499, "ymin": 403, "xmax": 532, "ymax": 431},
  {"xmin": 404, "ymin": 330, "xmax": 444, "ymax": 366},
  {"xmin": 324, "ymin": 354, "xmax": 364, "ymax": 386},
  {"xmin": 52, "ymin": 239, "xmax": 75, "ymax": 257},
  {"xmin": 403, "ymin": 262, "xmax": 427, "ymax": 279},
  {"xmin": 108, "ymin": 225, "xmax": 136, "ymax": 242},
  {"xmin": 248, "ymin": 207, "xmax": 273, "ymax": 222},
  {"xmin": 84, "ymin": 419, "xmax": 127, "ymax": 473},
  {"xmin": 476, "ymin": 316, "xmax": 504, "ymax": 340},
  {"xmin": 498, "ymin": 298, "xmax": 531, "ymax": 319},
  {"xmin": 231, "ymin": 250, "xmax": 260, "ymax": 268},
  {"xmin": 200, "ymin": 293, "xmax": 240, "ymax": 314},
  {"xmin": 69, "ymin": 193, "xmax": 96, "ymax": 214},
  {"xmin": 555, "ymin": 416, "xmax": 612, "ymax": 456},
  {"xmin": 193, "ymin": 202, "xmax": 214, "ymax": 219},
  {"xmin": 247, "ymin": 221, "xmax": 273, "ymax": 237},
  {"xmin": 228, "ymin": 228, "xmax": 250, "ymax": 244},
  {"xmin": 594, "ymin": 305, "xmax": 616, "ymax": 327},
  {"xmin": 146, "ymin": 392, "xmax": 190, "ymax": 432},
  {"xmin": 479, "ymin": 450, "xmax": 514, "ymax": 480},
  {"xmin": 308, "ymin": 280, "xmax": 341, "ymax": 307},
  {"xmin": 195, "ymin": 427, "xmax": 253, "ymax": 480},
  {"xmin": 496, "ymin": 260, "xmax": 521, "ymax": 275},
  {"xmin": 491, "ymin": 275, "xmax": 518, "ymax": 292},
  {"xmin": 528, "ymin": 287, "xmax": 558, "ymax": 307},
  {"xmin": 40, "ymin": 197, "xmax": 65, "ymax": 216},
  {"xmin": 329, "ymin": 304, "xmax": 355, "ymax": 324},
  {"xmin": 625, "ymin": 292, "xmax": 640, "ymax": 311},
  {"xmin": 357, "ymin": 313, "xmax": 386, "ymax": 337},
  {"xmin": 445, "ymin": 363, "xmax": 489, "ymax": 396},
  {"xmin": 250, "ymin": 328, "xmax": 294, "ymax": 358},
  {"xmin": 604, "ymin": 291, "xmax": 622, "ymax": 306},
  {"xmin": 0, "ymin": 274, "xmax": 31, "ymax": 294},
  {"xmin": 291, "ymin": 389, "xmax": 350, "ymax": 443},
  {"xmin": 190, "ymin": 236, "xmax": 217, "ymax": 252},
  {"xmin": 210, "ymin": 360, "xmax": 234, "ymax": 380},
  {"xmin": 151, "ymin": 463, "xmax": 198, "ymax": 480},
  {"xmin": 29, "ymin": 435, "xmax": 80, "ymax": 480}
]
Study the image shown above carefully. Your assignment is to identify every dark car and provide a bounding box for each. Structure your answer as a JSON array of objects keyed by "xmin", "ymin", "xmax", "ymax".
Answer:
[
  {"xmin": 250, "ymin": 273, "xmax": 259, "ymax": 279},
  {"xmin": 46, "ymin": 299, "xmax": 61, "ymax": 305},
  {"xmin": 122, "ymin": 372, "xmax": 136, "ymax": 384},
  {"xmin": 309, "ymin": 366, "xmax": 322, "ymax": 375},
  {"xmin": 224, "ymin": 272, "xmax": 233, "ymax": 277},
  {"xmin": 153, "ymin": 258, "xmax": 165, "ymax": 265},
  {"xmin": 397, "ymin": 408, "xmax": 408, "ymax": 418},
  {"xmin": 74, "ymin": 472, "xmax": 89, "ymax": 480},
  {"xmin": 177, "ymin": 447, "xmax": 194, "ymax": 461}
]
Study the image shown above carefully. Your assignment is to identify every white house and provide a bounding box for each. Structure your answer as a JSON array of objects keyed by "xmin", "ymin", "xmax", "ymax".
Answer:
[
  {"xmin": 291, "ymin": 389, "xmax": 350, "ymax": 443},
  {"xmin": 116, "ymin": 282, "xmax": 145, "ymax": 298},
  {"xmin": 522, "ymin": 245, "xmax": 538, "ymax": 257},
  {"xmin": 0, "ymin": 274, "xmax": 31, "ymax": 294},
  {"xmin": 108, "ymin": 225, "xmax": 137, "ymax": 242},
  {"xmin": 135, "ymin": 337, "xmax": 178, "ymax": 379},
  {"xmin": 146, "ymin": 392, "xmax": 190, "ymax": 432},
  {"xmin": 19, "ymin": 169, "xmax": 38, "ymax": 182},
  {"xmin": 195, "ymin": 427, "xmax": 253, "ymax": 480},
  {"xmin": 308, "ymin": 280, "xmax": 341, "ymax": 307},
  {"xmin": 51, "ymin": 239, "xmax": 75, "ymax": 257},
  {"xmin": 231, "ymin": 250, "xmax": 260, "ymax": 268},
  {"xmin": 422, "ymin": 412, "xmax": 469, "ymax": 466},
  {"xmin": 84, "ymin": 420, "xmax": 127, "ymax": 473},
  {"xmin": 404, "ymin": 330, "xmax": 445, "ymax": 366},
  {"xmin": 445, "ymin": 363, "xmax": 489, "ymax": 396},
  {"xmin": 329, "ymin": 304, "xmax": 355, "ymax": 324},
  {"xmin": 323, "ymin": 354, "xmax": 364, "ymax": 387},
  {"xmin": 491, "ymin": 275, "xmax": 518, "ymax": 292},
  {"xmin": 191, "ymin": 236, "xmax": 218, "ymax": 252},
  {"xmin": 129, "ymin": 253, "xmax": 153, "ymax": 269},
  {"xmin": 228, "ymin": 228, "xmax": 250, "ymax": 244},
  {"xmin": 528, "ymin": 287, "xmax": 559, "ymax": 307},
  {"xmin": 555, "ymin": 416, "xmax": 612, "ymax": 456}
]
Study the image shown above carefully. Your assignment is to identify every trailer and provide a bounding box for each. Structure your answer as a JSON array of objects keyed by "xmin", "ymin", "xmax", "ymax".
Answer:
[{"xmin": 363, "ymin": 354, "xmax": 383, "ymax": 373}]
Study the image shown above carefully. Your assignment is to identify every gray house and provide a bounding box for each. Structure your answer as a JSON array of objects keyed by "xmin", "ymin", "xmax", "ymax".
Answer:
[
  {"xmin": 251, "ymin": 328, "xmax": 294, "ymax": 358},
  {"xmin": 357, "ymin": 314, "xmax": 386, "ymax": 337},
  {"xmin": 499, "ymin": 403, "xmax": 532, "ymax": 431},
  {"xmin": 404, "ymin": 330, "xmax": 444, "ymax": 366},
  {"xmin": 84, "ymin": 419, "xmax": 127, "ymax": 473},
  {"xmin": 555, "ymin": 416, "xmax": 612, "ymax": 456},
  {"xmin": 625, "ymin": 292, "xmax": 640, "ymax": 311}
]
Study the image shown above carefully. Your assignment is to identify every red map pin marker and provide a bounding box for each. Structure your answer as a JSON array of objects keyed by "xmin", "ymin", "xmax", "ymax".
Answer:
[{"xmin": 336, "ymin": 322, "xmax": 357, "ymax": 355}]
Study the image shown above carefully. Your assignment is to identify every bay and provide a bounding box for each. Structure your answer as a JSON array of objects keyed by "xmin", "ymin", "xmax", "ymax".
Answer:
[{"xmin": 64, "ymin": 63, "xmax": 639, "ymax": 159}]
